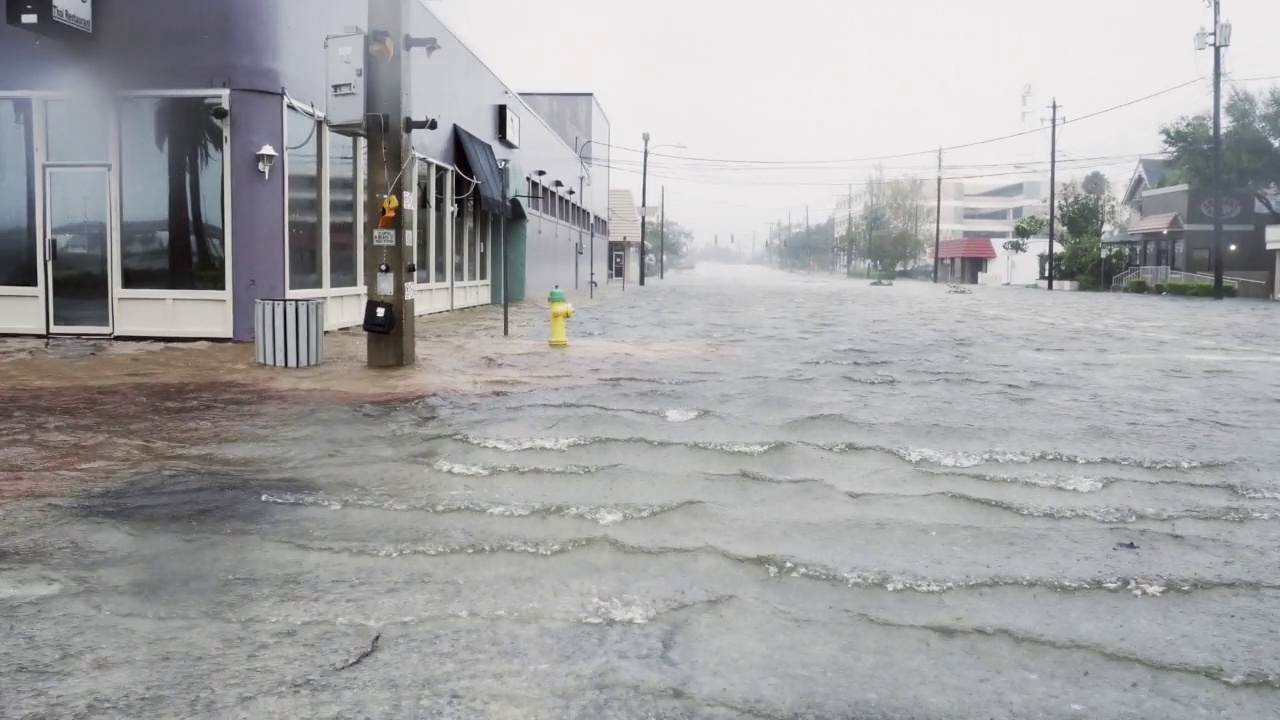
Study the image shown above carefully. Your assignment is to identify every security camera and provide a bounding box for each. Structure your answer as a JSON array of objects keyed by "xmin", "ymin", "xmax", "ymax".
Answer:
[{"xmin": 257, "ymin": 144, "xmax": 279, "ymax": 179}]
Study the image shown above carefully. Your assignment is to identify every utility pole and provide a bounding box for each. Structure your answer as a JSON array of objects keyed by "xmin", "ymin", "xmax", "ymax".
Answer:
[
  {"xmin": 1047, "ymin": 99, "xmax": 1060, "ymax": 291},
  {"xmin": 786, "ymin": 212, "xmax": 791, "ymax": 270},
  {"xmin": 639, "ymin": 132, "xmax": 650, "ymax": 286},
  {"xmin": 932, "ymin": 148, "xmax": 942, "ymax": 283},
  {"xmin": 846, "ymin": 183, "xmax": 854, "ymax": 275},
  {"xmin": 365, "ymin": 0, "xmax": 414, "ymax": 367},
  {"xmin": 805, "ymin": 204, "xmax": 811, "ymax": 274},
  {"xmin": 659, "ymin": 185, "xmax": 666, "ymax": 278},
  {"xmin": 1198, "ymin": 2, "xmax": 1230, "ymax": 299}
]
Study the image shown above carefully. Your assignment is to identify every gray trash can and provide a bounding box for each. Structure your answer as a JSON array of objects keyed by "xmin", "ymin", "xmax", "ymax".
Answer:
[{"xmin": 255, "ymin": 299, "xmax": 325, "ymax": 368}]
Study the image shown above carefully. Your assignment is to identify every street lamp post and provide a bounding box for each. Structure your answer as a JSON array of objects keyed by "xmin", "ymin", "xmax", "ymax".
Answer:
[
  {"xmin": 640, "ymin": 133, "xmax": 650, "ymax": 286},
  {"xmin": 638, "ymin": 136, "xmax": 686, "ymax": 284},
  {"xmin": 577, "ymin": 139, "xmax": 601, "ymax": 298}
]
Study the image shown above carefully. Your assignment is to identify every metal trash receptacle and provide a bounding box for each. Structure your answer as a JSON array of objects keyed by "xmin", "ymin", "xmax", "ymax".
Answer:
[{"xmin": 254, "ymin": 299, "xmax": 325, "ymax": 367}]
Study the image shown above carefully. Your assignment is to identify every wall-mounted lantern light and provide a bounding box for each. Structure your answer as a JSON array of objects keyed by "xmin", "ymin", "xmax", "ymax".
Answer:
[{"xmin": 257, "ymin": 144, "xmax": 279, "ymax": 179}]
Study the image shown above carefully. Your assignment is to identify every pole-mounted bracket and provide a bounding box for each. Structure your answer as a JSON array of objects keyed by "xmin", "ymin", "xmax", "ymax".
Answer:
[
  {"xmin": 403, "ymin": 116, "xmax": 439, "ymax": 133},
  {"xmin": 404, "ymin": 35, "xmax": 441, "ymax": 56}
]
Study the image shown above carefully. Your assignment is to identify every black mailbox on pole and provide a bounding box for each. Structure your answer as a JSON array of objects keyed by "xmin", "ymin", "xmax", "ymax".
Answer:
[{"xmin": 6, "ymin": 0, "xmax": 93, "ymax": 40}]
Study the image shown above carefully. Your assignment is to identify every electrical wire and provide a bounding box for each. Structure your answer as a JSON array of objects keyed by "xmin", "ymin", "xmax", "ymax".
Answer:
[{"xmin": 601, "ymin": 77, "xmax": 1206, "ymax": 167}]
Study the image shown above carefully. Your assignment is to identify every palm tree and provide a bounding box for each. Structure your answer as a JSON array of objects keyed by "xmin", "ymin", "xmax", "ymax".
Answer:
[{"xmin": 153, "ymin": 98, "xmax": 223, "ymax": 288}]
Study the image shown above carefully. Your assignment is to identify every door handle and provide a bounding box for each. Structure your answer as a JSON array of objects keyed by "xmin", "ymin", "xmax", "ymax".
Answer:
[{"xmin": 46, "ymin": 237, "xmax": 56, "ymax": 262}]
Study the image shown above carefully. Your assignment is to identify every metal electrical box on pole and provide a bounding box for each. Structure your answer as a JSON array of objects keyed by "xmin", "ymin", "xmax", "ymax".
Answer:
[{"xmin": 362, "ymin": 0, "xmax": 415, "ymax": 367}]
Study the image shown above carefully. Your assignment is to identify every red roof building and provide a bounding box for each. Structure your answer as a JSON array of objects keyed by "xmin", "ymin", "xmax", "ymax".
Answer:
[
  {"xmin": 937, "ymin": 238, "xmax": 998, "ymax": 260},
  {"xmin": 936, "ymin": 237, "xmax": 997, "ymax": 284}
]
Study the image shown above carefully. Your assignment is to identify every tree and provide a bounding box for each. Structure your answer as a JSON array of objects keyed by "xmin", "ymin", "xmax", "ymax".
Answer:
[
  {"xmin": 657, "ymin": 218, "xmax": 693, "ymax": 266},
  {"xmin": 1002, "ymin": 216, "xmax": 1044, "ymax": 284},
  {"xmin": 1160, "ymin": 86, "xmax": 1280, "ymax": 201},
  {"xmin": 1056, "ymin": 180, "xmax": 1116, "ymax": 244}
]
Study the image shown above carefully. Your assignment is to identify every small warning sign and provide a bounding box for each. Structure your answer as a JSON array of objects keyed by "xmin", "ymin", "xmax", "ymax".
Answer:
[{"xmin": 373, "ymin": 229, "xmax": 396, "ymax": 246}]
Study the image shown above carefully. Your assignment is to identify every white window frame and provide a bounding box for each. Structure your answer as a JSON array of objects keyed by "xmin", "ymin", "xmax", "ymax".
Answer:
[
  {"xmin": 325, "ymin": 129, "xmax": 364, "ymax": 293},
  {"xmin": 114, "ymin": 90, "xmax": 233, "ymax": 304},
  {"xmin": 284, "ymin": 98, "xmax": 325, "ymax": 297}
]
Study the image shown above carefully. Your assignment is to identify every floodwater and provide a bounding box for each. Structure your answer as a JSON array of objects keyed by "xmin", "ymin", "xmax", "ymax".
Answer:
[{"xmin": 5, "ymin": 265, "xmax": 1280, "ymax": 719}]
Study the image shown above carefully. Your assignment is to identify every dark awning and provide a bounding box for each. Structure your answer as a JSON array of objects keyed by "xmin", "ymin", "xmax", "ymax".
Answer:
[
  {"xmin": 454, "ymin": 127, "xmax": 508, "ymax": 217},
  {"xmin": 1128, "ymin": 212, "xmax": 1183, "ymax": 234}
]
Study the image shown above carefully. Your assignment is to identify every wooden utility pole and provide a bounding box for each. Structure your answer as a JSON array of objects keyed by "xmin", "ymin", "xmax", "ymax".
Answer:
[
  {"xmin": 846, "ymin": 183, "xmax": 854, "ymax": 275},
  {"xmin": 932, "ymin": 148, "xmax": 942, "ymax": 283},
  {"xmin": 365, "ymin": 0, "xmax": 415, "ymax": 366},
  {"xmin": 1047, "ymin": 99, "xmax": 1059, "ymax": 291}
]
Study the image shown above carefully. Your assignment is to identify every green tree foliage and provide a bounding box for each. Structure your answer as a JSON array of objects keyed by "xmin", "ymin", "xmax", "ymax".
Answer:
[
  {"xmin": 1055, "ymin": 179, "xmax": 1117, "ymax": 243},
  {"xmin": 1159, "ymin": 86, "xmax": 1280, "ymax": 196},
  {"xmin": 656, "ymin": 218, "xmax": 693, "ymax": 265},
  {"xmin": 841, "ymin": 166, "xmax": 934, "ymax": 272}
]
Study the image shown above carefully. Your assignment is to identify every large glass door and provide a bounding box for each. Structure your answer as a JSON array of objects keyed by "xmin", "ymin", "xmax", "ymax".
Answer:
[{"xmin": 45, "ymin": 166, "xmax": 113, "ymax": 334}]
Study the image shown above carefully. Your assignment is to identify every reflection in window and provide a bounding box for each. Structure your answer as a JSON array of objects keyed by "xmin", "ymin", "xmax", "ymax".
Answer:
[
  {"xmin": 466, "ymin": 206, "xmax": 479, "ymax": 282},
  {"xmin": 46, "ymin": 98, "xmax": 109, "ymax": 163},
  {"xmin": 0, "ymin": 99, "xmax": 36, "ymax": 287},
  {"xmin": 287, "ymin": 108, "xmax": 322, "ymax": 290},
  {"xmin": 484, "ymin": 214, "xmax": 498, "ymax": 282},
  {"xmin": 435, "ymin": 168, "xmax": 449, "ymax": 283},
  {"xmin": 454, "ymin": 196, "xmax": 467, "ymax": 282},
  {"xmin": 416, "ymin": 166, "xmax": 432, "ymax": 283},
  {"xmin": 329, "ymin": 133, "xmax": 358, "ymax": 288},
  {"xmin": 120, "ymin": 97, "xmax": 226, "ymax": 290}
]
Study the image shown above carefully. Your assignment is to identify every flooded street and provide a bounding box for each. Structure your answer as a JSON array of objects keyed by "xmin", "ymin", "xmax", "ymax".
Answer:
[{"xmin": 6, "ymin": 265, "xmax": 1280, "ymax": 718}]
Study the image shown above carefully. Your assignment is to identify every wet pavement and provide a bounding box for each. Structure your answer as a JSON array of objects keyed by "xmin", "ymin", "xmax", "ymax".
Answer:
[{"xmin": 4, "ymin": 265, "xmax": 1280, "ymax": 719}]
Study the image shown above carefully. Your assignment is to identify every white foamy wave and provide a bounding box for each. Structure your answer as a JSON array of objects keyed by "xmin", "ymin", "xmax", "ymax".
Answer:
[
  {"xmin": 261, "ymin": 491, "xmax": 693, "ymax": 526},
  {"xmin": 432, "ymin": 460, "xmax": 604, "ymax": 476},
  {"xmin": 432, "ymin": 460, "xmax": 491, "ymax": 476},
  {"xmin": 456, "ymin": 435, "xmax": 590, "ymax": 452},
  {"xmin": 917, "ymin": 469, "xmax": 1108, "ymax": 493},
  {"xmin": 664, "ymin": 408, "xmax": 701, "ymax": 423},
  {"xmin": 823, "ymin": 442, "xmax": 1223, "ymax": 470},
  {"xmin": 581, "ymin": 596, "xmax": 659, "ymax": 625},
  {"xmin": 692, "ymin": 441, "xmax": 776, "ymax": 456}
]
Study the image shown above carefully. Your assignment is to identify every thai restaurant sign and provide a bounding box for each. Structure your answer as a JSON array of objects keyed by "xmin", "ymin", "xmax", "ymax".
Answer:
[{"xmin": 5, "ymin": 0, "xmax": 92, "ymax": 37}]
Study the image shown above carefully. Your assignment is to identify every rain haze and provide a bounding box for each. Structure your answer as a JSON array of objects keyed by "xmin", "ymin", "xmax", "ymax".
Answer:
[
  {"xmin": 5, "ymin": 0, "xmax": 1280, "ymax": 718},
  {"xmin": 436, "ymin": 0, "xmax": 1280, "ymax": 241}
]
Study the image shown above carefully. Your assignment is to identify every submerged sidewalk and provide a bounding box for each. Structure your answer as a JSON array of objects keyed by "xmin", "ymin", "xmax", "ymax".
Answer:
[{"xmin": 0, "ymin": 288, "xmax": 720, "ymax": 501}]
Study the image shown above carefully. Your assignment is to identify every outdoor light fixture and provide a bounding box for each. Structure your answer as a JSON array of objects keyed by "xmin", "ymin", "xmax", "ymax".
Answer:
[
  {"xmin": 256, "ymin": 144, "xmax": 279, "ymax": 179},
  {"xmin": 1230, "ymin": 244, "xmax": 1238, "ymax": 251},
  {"xmin": 403, "ymin": 116, "xmax": 439, "ymax": 133},
  {"xmin": 404, "ymin": 35, "xmax": 442, "ymax": 57}
]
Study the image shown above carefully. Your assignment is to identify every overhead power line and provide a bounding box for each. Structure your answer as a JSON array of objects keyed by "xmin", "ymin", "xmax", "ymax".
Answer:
[{"xmin": 602, "ymin": 77, "xmax": 1206, "ymax": 167}]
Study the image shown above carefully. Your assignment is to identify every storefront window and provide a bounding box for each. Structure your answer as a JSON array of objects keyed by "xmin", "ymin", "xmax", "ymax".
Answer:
[
  {"xmin": 435, "ymin": 167, "xmax": 449, "ymax": 284},
  {"xmin": 46, "ymin": 98, "xmax": 109, "ymax": 163},
  {"xmin": 484, "ymin": 214, "xmax": 499, "ymax": 282},
  {"xmin": 454, "ymin": 194, "xmax": 467, "ymax": 281},
  {"xmin": 416, "ymin": 162, "xmax": 433, "ymax": 283},
  {"xmin": 0, "ymin": 99, "xmax": 36, "ymax": 287},
  {"xmin": 329, "ymin": 133, "xmax": 358, "ymax": 288},
  {"xmin": 467, "ymin": 207, "xmax": 479, "ymax": 281},
  {"xmin": 119, "ymin": 97, "xmax": 226, "ymax": 290},
  {"xmin": 287, "ymin": 107, "xmax": 322, "ymax": 290}
]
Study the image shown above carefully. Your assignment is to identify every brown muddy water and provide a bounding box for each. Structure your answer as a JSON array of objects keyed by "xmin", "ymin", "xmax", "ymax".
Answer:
[{"xmin": 4, "ymin": 265, "xmax": 1280, "ymax": 719}]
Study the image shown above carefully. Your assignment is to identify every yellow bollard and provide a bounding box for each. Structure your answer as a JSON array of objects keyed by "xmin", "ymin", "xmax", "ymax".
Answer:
[{"xmin": 548, "ymin": 286, "xmax": 574, "ymax": 348}]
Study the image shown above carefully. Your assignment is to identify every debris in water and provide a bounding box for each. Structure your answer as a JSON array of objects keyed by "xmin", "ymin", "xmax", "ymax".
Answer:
[
  {"xmin": 336, "ymin": 633, "xmax": 381, "ymax": 671},
  {"xmin": 1115, "ymin": 541, "xmax": 1140, "ymax": 550}
]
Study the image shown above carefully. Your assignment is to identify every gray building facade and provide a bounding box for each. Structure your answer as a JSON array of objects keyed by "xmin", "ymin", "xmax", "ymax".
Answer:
[{"xmin": 0, "ymin": 0, "xmax": 609, "ymax": 340}]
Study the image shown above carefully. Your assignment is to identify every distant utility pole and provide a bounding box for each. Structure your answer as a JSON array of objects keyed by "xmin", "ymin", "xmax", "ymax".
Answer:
[
  {"xmin": 1198, "ymin": 2, "xmax": 1231, "ymax": 299},
  {"xmin": 639, "ymin": 132, "xmax": 650, "ymax": 286},
  {"xmin": 365, "ymin": 0, "xmax": 415, "ymax": 367},
  {"xmin": 847, "ymin": 183, "xmax": 854, "ymax": 275},
  {"xmin": 659, "ymin": 185, "xmax": 666, "ymax": 279},
  {"xmin": 1046, "ymin": 99, "xmax": 1060, "ymax": 291},
  {"xmin": 932, "ymin": 148, "xmax": 942, "ymax": 283},
  {"xmin": 805, "ymin": 205, "xmax": 811, "ymax": 274}
]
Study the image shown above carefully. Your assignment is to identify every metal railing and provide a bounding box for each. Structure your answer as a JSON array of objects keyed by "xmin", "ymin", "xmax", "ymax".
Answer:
[{"xmin": 1110, "ymin": 265, "xmax": 1263, "ymax": 290}]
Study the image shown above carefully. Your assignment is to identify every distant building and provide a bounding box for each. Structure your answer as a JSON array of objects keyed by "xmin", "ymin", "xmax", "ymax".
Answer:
[{"xmin": 607, "ymin": 189, "xmax": 642, "ymax": 283}]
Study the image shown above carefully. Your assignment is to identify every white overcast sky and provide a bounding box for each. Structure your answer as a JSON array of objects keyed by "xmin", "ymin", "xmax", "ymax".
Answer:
[{"xmin": 432, "ymin": 0, "xmax": 1280, "ymax": 241}]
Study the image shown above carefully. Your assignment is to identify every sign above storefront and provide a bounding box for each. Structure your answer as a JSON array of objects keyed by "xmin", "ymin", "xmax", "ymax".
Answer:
[
  {"xmin": 6, "ymin": 0, "xmax": 92, "ymax": 38},
  {"xmin": 497, "ymin": 105, "xmax": 520, "ymax": 148}
]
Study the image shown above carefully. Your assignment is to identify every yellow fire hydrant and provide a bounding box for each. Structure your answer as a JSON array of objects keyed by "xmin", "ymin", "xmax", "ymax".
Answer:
[{"xmin": 548, "ymin": 286, "xmax": 574, "ymax": 347}]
